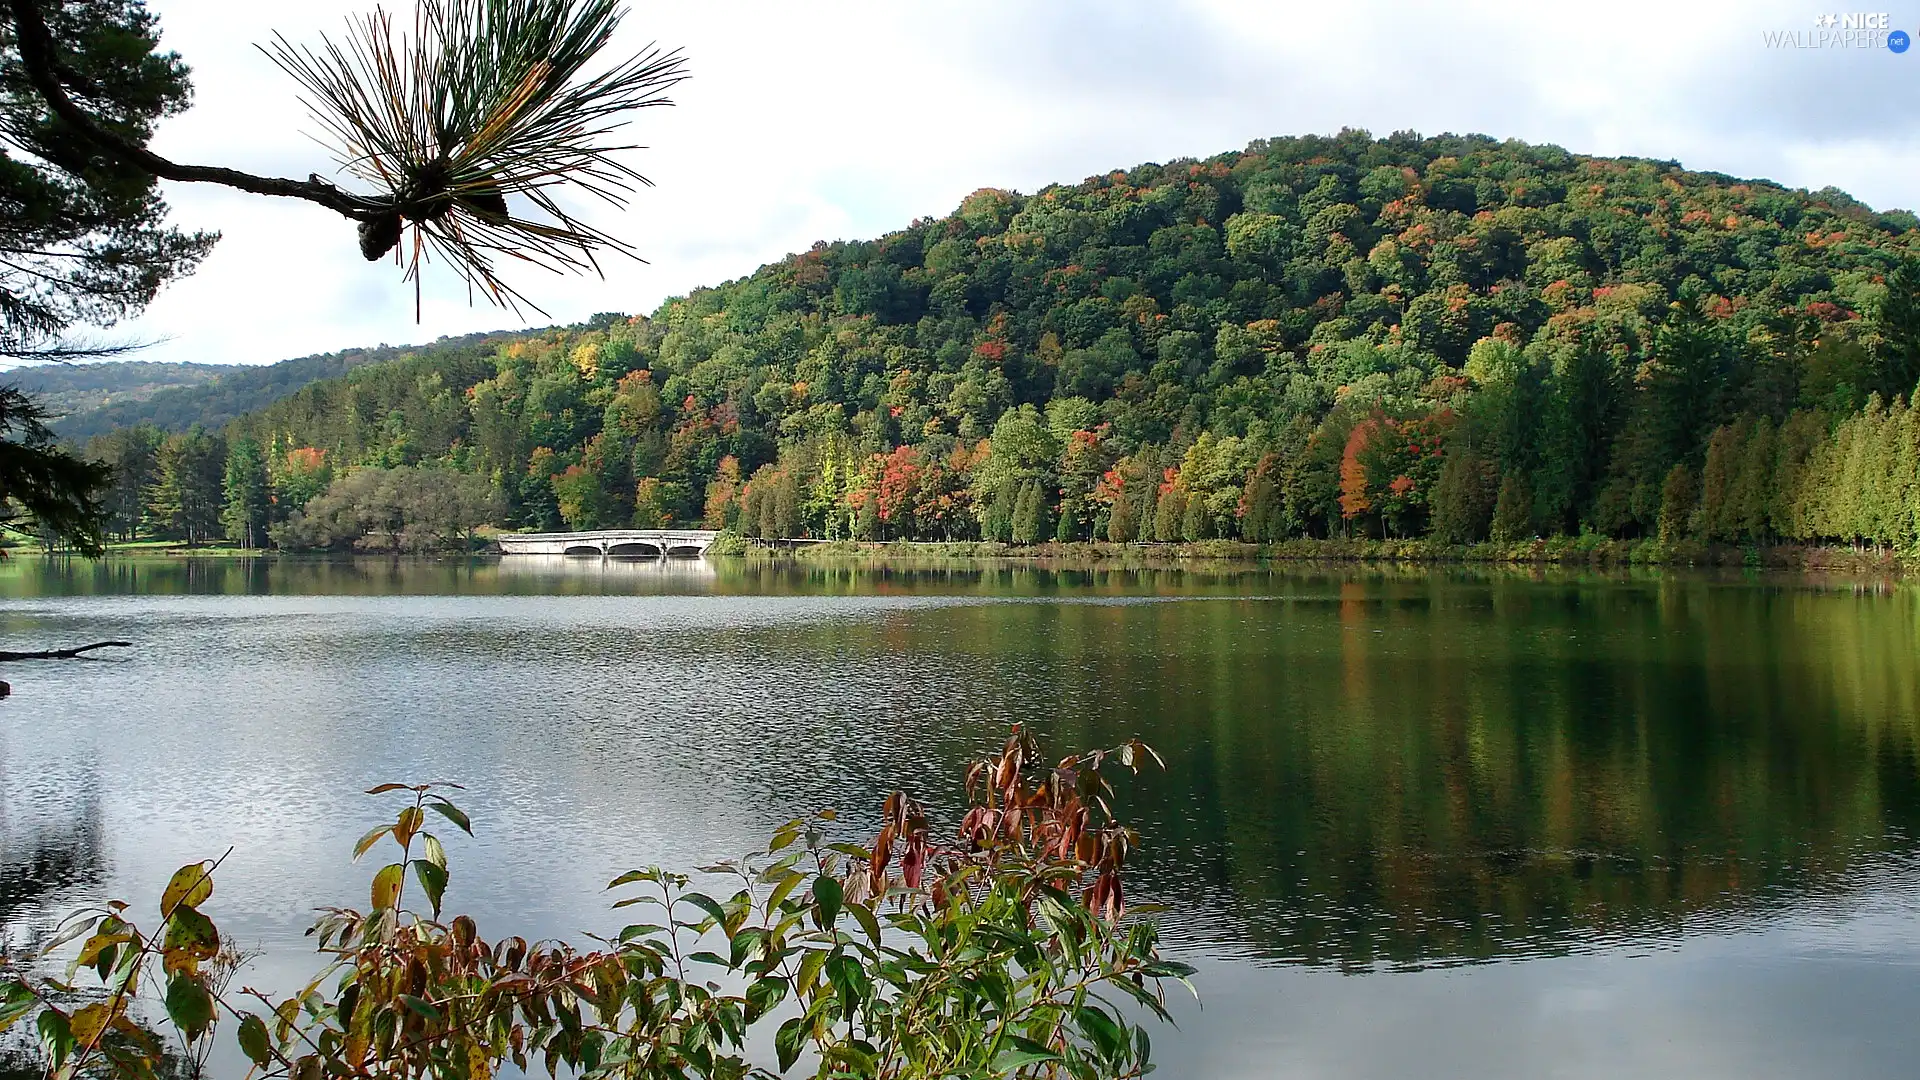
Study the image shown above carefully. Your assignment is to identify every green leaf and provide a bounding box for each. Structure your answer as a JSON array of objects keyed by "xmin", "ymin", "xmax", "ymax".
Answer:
[
  {"xmin": 397, "ymin": 995, "xmax": 441, "ymax": 1021},
  {"xmin": 370, "ymin": 863, "xmax": 405, "ymax": 910},
  {"xmin": 425, "ymin": 799, "xmax": 472, "ymax": 835},
  {"xmin": 412, "ymin": 860, "xmax": 448, "ymax": 916},
  {"xmin": 37, "ymin": 1008, "xmax": 73, "ymax": 1065},
  {"xmin": 744, "ymin": 976, "xmax": 788, "ymax": 1023},
  {"xmin": 1075, "ymin": 1005, "xmax": 1126, "ymax": 1061},
  {"xmin": 164, "ymin": 974, "xmax": 215, "ymax": 1039},
  {"xmin": 774, "ymin": 1016, "xmax": 806, "ymax": 1073},
  {"xmin": 847, "ymin": 901, "xmax": 883, "ymax": 948},
  {"xmin": 811, "ymin": 875, "xmax": 843, "ymax": 930},
  {"xmin": 990, "ymin": 1035, "xmax": 1062, "ymax": 1071},
  {"xmin": 352, "ymin": 825, "xmax": 392, "ymax": 861},
  {"xmin": 607, "ymin": 868, "xmax": 659, "ymax": 889},
  {"xmin": 420, "ymin": 833, "xmax": 447, "ymax": 870},
  {"xmin": 678, "ymin": 892, "xmax": 730, "ymax": 929},
  {"xmin": 0, "ymin": 981, "xmax": 39, "ymax": 1034},
  {"xmin": 237, "ymin": 1014, "xmax": 272, "ymax": 1065},
  {"xmin": 1140, "ymin": 958, "xmax": 1198, "ymax": 979}
]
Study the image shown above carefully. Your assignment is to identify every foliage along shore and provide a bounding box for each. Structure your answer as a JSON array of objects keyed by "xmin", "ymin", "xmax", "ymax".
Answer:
[
  {"xmin": 22, "ymin": 532, "xmax": 1902, "ymax": 580},
  {"xmin": 759, "ymin": 535, "xmax": 1914, "ymax": 573}
]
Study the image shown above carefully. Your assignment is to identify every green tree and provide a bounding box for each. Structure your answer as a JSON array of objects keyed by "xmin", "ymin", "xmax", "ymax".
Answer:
[
  {"xmin": 1010, "ymin": 478, "xmax": 1049, "ymax": 544},
  {"xmin": 221, "ymin": 436, "xmax": 270, "ymax": 547},
  {"xmin": 1152, "ymin": 475, "xmax": 1186, "ymax": 542},
  {"xmin": 84, "ymin": 423, "xmax": 161, "ymax": 541},
  {"xmin": 1868, "ymin": 257, "xmax": 1920, "ymax": 402},
  {"xmin": 147, "ymin": 427, "xmax": 223, "ymax": 545},
  {"xmin": 1489, "ymin": 472, "xmax": 1532, "ymax": 543},
  {"xmin": 1430, "ymin": 448, "xmax": 1496, "ymax": 543},
  {"xmin": 1657, "ymin": 464, "xmax": 1698, "ymax": 544},
  {"xmin": 0, "ymin": 387, "xmax": 111, "ymax": 552},
  {"xmin": 1693, "ymin": 422, "xmax": 1741, "ymax": 542}
]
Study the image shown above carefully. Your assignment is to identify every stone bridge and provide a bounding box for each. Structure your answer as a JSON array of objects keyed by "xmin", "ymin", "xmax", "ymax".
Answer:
[{"xmin": 496, "ymin": 529, "xmax": 720, "ymax": 557}]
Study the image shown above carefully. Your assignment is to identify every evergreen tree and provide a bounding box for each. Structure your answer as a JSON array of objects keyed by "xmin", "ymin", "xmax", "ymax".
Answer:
[
  {"xmin": 148, "ymin": 427, "xmax": 225, "ymax": 545},
  {"xmin": 1011, "ymin": 479, "xmax": 1048, "ymax": 544},
  {"xmin": 1152, "ymin": 479, "xmax": 1185, "ymax": 542},
  {"xmin": 1238, "ymin": 461, "xmax": 1280, "ymax": 542},
  {"xmin": 983, "ymin": 482, "xmax": 1015, "ymax": 543},
  {"xmin": 1657, "ymin": 464, "xmax": 1698, "ymax": 545},
  {"xmin": 1180, "ymin": 484, "xmax": 1213, "ymax": 541},
  {"xmin": 1729, "ymin": 417, "xmax": 1775, "ymax": 542},
  {"xmin": 220, "ymin": 437, "xmax": 270, "ymax": 547},
  {"xmin": 85, "ymin": 424, "xmax": 162, "ymax": 541},
  {"xmin": 1693, "ymin": 422, "xmax": 1742, "ymax": 542},
  {"xmin": 1054, "ymin": 493, "xmax": 1080, "ymax": 543},
  {"xmin": 1868, "ymin": 258, "xmax": 1920, "ymax": 402},
  {"xmin": 1489, "ymin": 473, "xmax": 1533, "ymax": 543},
  {"xmin": 1431, "ymin": 450, "xmax": 1496, "ymax": 544},
  {"xmin": 1106, "ymin": 474, "xmax": 1137, "ymax": 542}
]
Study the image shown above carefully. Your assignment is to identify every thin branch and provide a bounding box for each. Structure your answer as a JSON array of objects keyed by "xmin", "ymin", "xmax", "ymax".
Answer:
[{"xmin": 0, "ymin": 640, "xmax": 131, "ymax": 661}]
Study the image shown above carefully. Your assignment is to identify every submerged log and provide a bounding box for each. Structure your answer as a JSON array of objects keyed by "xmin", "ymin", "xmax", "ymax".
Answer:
[{"xmin": 0, "ymin": 640, "xmax": 131, "ymax": 662}]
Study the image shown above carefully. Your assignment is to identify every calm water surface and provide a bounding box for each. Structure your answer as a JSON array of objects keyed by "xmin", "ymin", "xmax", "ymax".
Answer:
[{"xmin": 2, "ymin": 557, "xmax": 1918, "ymax": 1078}]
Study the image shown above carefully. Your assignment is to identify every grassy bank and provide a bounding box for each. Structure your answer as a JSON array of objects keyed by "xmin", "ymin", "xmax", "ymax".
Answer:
[{"xmin": 759, "ymin": 535, "xmax": 1914, "ymax": 574}]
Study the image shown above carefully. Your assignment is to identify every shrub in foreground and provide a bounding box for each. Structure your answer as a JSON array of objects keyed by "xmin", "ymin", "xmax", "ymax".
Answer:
[{"xmin": 1, "ymin": 728, "xmax": 1192, "ymax": 1079}]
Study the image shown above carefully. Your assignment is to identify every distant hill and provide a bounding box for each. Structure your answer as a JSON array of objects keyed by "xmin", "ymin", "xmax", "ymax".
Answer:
[
  {"xmin": 30, "ymin": 331, "xmax": 523, "ymax": 442},
  {"xmin": 6, "ymin": 361, "xmax": 230, "ymax": 417}
]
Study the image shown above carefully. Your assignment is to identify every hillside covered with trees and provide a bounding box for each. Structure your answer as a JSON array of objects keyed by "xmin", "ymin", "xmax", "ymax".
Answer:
[
  {"xmin": 78, "ymin": 130, "xmax": 1920, "ymax": 553},
  {"xmin": 7, "ymin": 360, "xmax": 227, "ymax": 416},
  {"xmin": 45, "ymin": 331, "xmax": 522, "ymax": 443}
]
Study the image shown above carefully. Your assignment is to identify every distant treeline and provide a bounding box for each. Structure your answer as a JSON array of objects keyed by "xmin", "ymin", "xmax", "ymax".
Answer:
[{"xmin": 76, "ymin": 131, "xmax": 1920, "ymax": 554}]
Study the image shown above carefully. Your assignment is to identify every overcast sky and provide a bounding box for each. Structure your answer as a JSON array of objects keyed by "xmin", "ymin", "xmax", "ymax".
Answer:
[{"xmin": 89, "ymin": 0, "xmax": 1920, "ymax": 367}]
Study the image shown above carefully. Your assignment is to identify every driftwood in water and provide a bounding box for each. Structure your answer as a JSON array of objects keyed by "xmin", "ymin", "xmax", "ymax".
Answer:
[{"xmin": 0, "ymin": 640, "xmax": 131, "ymax": 662}]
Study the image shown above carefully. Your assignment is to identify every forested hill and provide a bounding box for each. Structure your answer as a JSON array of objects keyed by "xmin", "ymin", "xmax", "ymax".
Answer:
[
  {"xmin": 86, "ymin": 130, "xmax": 1920, "ymax": 552},
  {"xmin": 44, "ymin": 330, "xmax": 519, "ymax": 442},
  {"xmin": 7, "ymin": 361, "xmax": 228, "ymax": 418}
]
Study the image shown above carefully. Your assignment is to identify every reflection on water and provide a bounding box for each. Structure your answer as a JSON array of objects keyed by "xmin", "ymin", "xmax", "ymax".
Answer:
[
  {"xmin": 496, "ymin": 554, "xmax": 719, "ymax": 584},
  {"xmin": 1, "ymin": 558, "xmax": 1918, "ymax": 1078}
]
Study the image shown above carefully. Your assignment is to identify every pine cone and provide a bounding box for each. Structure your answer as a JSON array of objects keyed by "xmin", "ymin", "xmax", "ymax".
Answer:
[{"xmin": 358, "ymin": 213, "xmax": 403, "ymax": 260}]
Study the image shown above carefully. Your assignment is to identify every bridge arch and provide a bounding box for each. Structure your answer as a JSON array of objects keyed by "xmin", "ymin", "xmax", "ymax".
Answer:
[{"xmin": 498, "ymin": 529, "xmax": 721, "ymax": 557}]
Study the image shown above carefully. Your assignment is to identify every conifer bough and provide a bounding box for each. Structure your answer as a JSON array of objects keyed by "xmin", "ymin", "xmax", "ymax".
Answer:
[{"xmin": 4, "ymin": 0, "xmax": 686, "ymax": 316}]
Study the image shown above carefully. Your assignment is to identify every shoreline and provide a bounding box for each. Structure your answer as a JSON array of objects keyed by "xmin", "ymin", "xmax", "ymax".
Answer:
[
  {"xmin": 12, "ymin": 536, "xmax": 1912, "ymax": 578},
  {"xmin": 755, "ymin": 536, "xmax": 1915, "ymax": 575}
]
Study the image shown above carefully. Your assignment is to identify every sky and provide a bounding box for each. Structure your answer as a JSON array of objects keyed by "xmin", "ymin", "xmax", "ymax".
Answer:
[{"xmin": 87, "ymin": 0, "xmax": 1920, "ymax": 367}]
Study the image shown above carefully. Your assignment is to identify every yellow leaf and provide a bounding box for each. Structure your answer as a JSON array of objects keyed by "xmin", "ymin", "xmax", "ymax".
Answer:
[
  {"xmin": 70, "ymin": 1002, "xmax": 116, "ymax": 1046},
  {"xmin": 371, "ymin": 863, "xmax": 405, "ymax": 910},
  {"xmin": 160, "ymin": 863, "xmax": 214, "ymax": 918}
]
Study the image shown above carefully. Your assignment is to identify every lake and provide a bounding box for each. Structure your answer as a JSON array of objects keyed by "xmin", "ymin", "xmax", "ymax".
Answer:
[{"xmin": 2, "ymin": 556, "xmax": 1918, "ymax": 1079}]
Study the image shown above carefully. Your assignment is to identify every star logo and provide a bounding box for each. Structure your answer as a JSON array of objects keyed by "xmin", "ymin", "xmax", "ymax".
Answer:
[{"xmin": 1816, "ymin": 13, "xmax": 1837, "ymax": 27}]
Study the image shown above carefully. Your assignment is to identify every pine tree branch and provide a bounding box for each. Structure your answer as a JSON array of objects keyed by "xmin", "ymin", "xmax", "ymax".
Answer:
[{"xmin": 5, "ymin": 0, "xmax": 386, "ymax": 221}]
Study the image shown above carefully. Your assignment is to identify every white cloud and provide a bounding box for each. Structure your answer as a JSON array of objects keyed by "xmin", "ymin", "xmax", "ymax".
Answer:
[{"xmin": 110, "ymin": 0, "xmax": 1920, "ymax": 366}]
